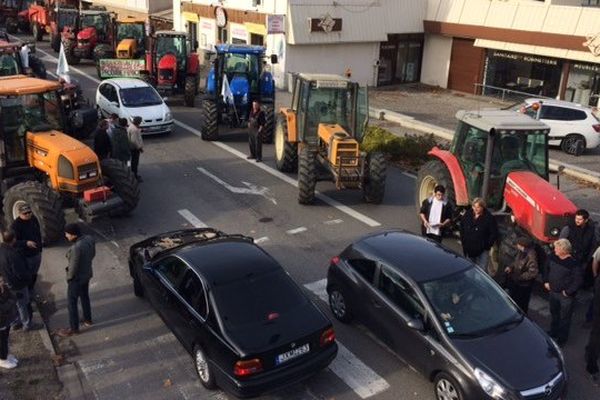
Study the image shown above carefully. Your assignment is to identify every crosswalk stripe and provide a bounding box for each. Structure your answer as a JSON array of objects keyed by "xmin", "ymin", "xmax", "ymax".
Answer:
[{"xmin": 303, "ymin": 280, "xmax": 390, "ymax": 398}]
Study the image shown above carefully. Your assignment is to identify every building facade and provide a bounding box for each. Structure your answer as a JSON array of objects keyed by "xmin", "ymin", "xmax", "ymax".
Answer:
[
  {"xmin": 91, "ymin": 0, "xmax": 173, "ymax": 19},
  {"xmin": 422, "ymin": 0, "xmax": 600, "ymax": 106},
  {"xmin": 173, "ymin": 0, "xmax": 426, "ymax": 88}
]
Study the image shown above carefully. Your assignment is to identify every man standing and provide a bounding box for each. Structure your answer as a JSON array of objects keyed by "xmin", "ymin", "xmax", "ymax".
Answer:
[
  {"xmin": 127, "ymin": 116, "xmax": 144, "ymax": 181},
  {"xmin": 585, "ymin": 245, "xmax": 600, "ymax": 385},
  {"xmin": 11, "ymin": 203, "xmax": 42, "ymax": 322},
  {"xmin": 459, "ymin": 198, "xmax": 498, "ymax": 270},
  {"xmin": 57, "ymin": 224, "xmax": 96, "ymax": 337},
  {"xmin": 93, "ymin": 119, "xmax": 111, "ymax": 160},
  {"xmin": 247, "ymin": 100, "xmax": 266, "ymax": 162},
  {"xmin": 0, "ymin": 231, "xmax": 32, "ymax": 332},
  {"xmin": 544, "ymin": 238, "xmax": 583, "ymax": 346},
  {"xmin": 419, "ymin": 184, "xmax": 453, "ymax": 243},
  {"xmin": 111, "ymin": 118, "xmax": 131, "ymax": 165},
  {"xmin": 504, "ymin": 237, "xmax": 539, "ymax": 313}
]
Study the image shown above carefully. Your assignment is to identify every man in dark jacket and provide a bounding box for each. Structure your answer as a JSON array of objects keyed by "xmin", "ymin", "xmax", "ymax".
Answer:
[
  {"xmin": 247, "ymin": 101, "xmax": 266, "ymax": 162},
  {"xmin": 544, "ymin": 238, "xmax": 583, "ymax": 346},
  {"xmin": 11, "ymin": 203, "xmax": 42, "ymax": 323},
  {"xmin": 0, "ymin": 231, "xmax": 32, "ymax": 331},
  {"xmin": 504, "ymin": 237, "xmax": 539, "ymax": 313},
  {"xmin": 560, "ymin": 209, "xmax": 595, "ymax": 267},
  {"xmin": 92, "ymin": 119, "xmax": 111, "ymax": 160},
  {"xmin": 459, "ymin": 197, "xmax": 498, "ymax": 270},
  {"xmin": 419, "ymin": 185, "xmax": 453, "ymax": 243},
  {"xmin": 57, "ymin": 223, "xmax": 96, "ymax": 337},
  {"xmin": 585, "ymin": 255, "xmax": 600, "ymax": 386},
  {"xmin": 110, "ymin": 118, "xmax": 131, "ymax": 164}
]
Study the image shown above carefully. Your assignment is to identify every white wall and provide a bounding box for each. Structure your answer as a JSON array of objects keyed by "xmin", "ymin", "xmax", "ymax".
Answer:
[
  {"xmin": 420, "ymin": 34, "xmax": 452, "ymax": 88},
  {"xmin": 93, "ymin": 0, "xmax": 172, "ymax": 14},
  {"xmin": 285, "ymin": 42, "xmax": 380, "ymax": 88}
]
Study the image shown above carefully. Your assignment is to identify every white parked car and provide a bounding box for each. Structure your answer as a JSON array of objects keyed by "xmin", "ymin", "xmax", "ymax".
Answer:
[
  {"xmin": 96, "ymin": 78, "xmax": 174, "ymax": 135},
  {"xmin": 518, "ymin": 98, "xmax": 600, "ymax": 156}
]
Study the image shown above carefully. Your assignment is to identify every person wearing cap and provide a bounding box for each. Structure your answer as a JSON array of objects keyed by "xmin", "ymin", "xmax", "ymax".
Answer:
[
  {"xmin": 504, "ymin": 236, "xmax": 539, "ymax": 313},
  {"xmin": 56, "ymin": 224, "xmax": 96, "ymax": 337},
  {"xmin": 11, "ymin": 203, "xmax": 42, "ymax": 325}
]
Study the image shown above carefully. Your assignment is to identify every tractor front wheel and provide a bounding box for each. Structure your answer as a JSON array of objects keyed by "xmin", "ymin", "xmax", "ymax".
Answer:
[
  {"xmin": 274, "ymin": 114, "xmax": 297, "ymax": 172},
  {"xmin": 262, "ymin": 105, "xmax": 275, "ymax": 143},
  {"xmin": 184, "ymin": 76, "xmax": 197, "ymax": 107},
  {"xmin": 3, "ymin": 181, "xmax": 65, "ymax": 244},
  {"xmin": 200, "ymin": 99, "xmax": 218, "ymax": 141},
  {"xmin": 64, "ymin": 39, "xmax": 80, "ymax": 65},
  {"xmin": 298, "ymin": 147, "xmax": 317, "ymax": 204},
  {"xmin": 100, "ymin": 159, "xmax": 140, "ymax": 215},
  {"xmin": 416, "ymin": 160, "xmax": 456, "ymax": 212},
  {"xmin": 363, "ymin": 152, "xmax": 387, "ymax": 204}
]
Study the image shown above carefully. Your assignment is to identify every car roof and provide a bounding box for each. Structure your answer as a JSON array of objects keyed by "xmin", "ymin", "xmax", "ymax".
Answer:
[
  {"xmin": 455, "ymin": 109, "xmax": 550, "ymax": 132},
  {"xmin": 177, "ymin": 240, "xmax": 281, "ymax": 286},
  {"xmin": 524, "ymin": 98, "xmax": 592, "ymax": 111},
  {"xmin": 353, "ymin": 230, "xmax": 472, "ymax": 283},
  {"xmin": 103, "ymin": 78, "xmax": 151, "ymax": 89}
]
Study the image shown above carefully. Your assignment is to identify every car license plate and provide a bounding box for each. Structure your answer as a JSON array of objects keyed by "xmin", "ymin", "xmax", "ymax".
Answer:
[{"xmin": 276, "ymin": 343, "xmax": 310, "ymax": 365}]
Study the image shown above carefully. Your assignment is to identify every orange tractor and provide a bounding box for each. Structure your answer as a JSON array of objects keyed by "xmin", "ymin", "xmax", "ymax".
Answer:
[{"xmin": 22, "ymin": 0, "xmax": 79, "ymax": 51}]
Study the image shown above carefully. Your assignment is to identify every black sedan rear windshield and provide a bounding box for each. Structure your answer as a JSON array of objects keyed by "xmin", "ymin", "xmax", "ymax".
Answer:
[{"xmin": 213, "ymin": 269, "xmax": 308, "ymax": 330}]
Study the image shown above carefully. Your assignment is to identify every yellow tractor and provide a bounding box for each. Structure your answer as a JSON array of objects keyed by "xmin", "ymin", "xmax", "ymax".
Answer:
[
  {"xmin": 274, "ymin": 73, "xmax": 386, "ymax": 204},
  {"xmin": 0, "ymin": 75, "xmax": 140, "ymax": 243},
  {"xmin": 96, "ymin": 16, "xmax": 147, "ymax": 78}
]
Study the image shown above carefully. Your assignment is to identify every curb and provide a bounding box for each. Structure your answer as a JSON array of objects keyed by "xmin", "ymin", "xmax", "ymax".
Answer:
[{"xmin": 370, "ymin": 107, "xmax": 600, "ymax": 186}]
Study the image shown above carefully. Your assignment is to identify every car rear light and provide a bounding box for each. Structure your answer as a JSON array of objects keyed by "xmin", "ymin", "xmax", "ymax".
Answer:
[
  {"xmin": 331, "ymin": 256, "xmax": 340, "ymax": 265},
  {"xmin": 233, "ymin": 358, "xmax": 263, "ymax": 377},
  {"xmin": 593, "ymin": 124, "xmax": 600, "ymax": 133},
  {"xmin": 320, "ymin": 327, "xmax": 336, "ymax": 347}
]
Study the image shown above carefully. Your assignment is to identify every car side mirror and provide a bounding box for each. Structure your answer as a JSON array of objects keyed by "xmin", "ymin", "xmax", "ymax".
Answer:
[
  {"xmin": 162, "ymin": 96, "xmax": 168, "ymax": 102},
  {"xmin": 407, "ymin": 318, "xmax": 424, "ymax": 331},
  {"xmin": 270, "ymin": 54, "xmax": 278, "ymax": 64}
]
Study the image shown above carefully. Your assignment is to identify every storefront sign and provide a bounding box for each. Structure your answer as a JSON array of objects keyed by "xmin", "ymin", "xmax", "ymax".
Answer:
[
  {"xmin": 492, "ymin": 51, "xmax": 557, "ymax": 66},
  {"xmin": 230, "ymin": 23, "xmax": 248, "ymax": 43},
  {"xmin": 215, "ymin": 6, "xmax": 227, "ymax": 28},
  {"xmin": 573, "ymin": 63, "xmax": 600, "ymax": 74},
  {"xmin": 267, "ymin": 14, "xmax": 285, "ymax": 34},
  {"xmin": 310, "ymin": 14, "xmax": 342, "ymax": 33},
  {"xmin": 199, "ymin": 17, "xmax": 216, "ymax": 50},
  {"xmin": 583, "ymin": 33, "xmax": 600, "ymax": 57}
]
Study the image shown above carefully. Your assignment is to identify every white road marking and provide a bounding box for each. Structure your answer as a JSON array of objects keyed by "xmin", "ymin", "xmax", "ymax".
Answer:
[
  {"xmin": 303, "ymin": 281, "xmax": 390, "ymax": 398},
  {"xmin": 324, "ymin": 219, "xmax": 344, "ymax": 225},
  {"xmin": 197, "ymin": 167, "xmax": 277, "ymax": 205},
  {"xmin": 175, "ymin": 120, "xmax": 381, "ymax": 228},
  {"xmin": 177, "ymin": 209, "xmax": 208, "ymax": 228},
  {"xmin": 254, "ymin": 236, "xmax": 270, "ymax": 244},
  {"xmin": 286, "ymin": 226, "xmax": 307, "ymax": 235}
]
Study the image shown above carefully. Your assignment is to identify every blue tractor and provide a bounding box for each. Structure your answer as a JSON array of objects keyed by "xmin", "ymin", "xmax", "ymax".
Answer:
[{"xmin": 200, "ymin": 44, "xmax": 277, "ymax": 142}]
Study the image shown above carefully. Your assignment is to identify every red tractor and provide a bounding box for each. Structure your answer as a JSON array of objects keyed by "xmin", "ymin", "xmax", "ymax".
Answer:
[
  {"xmin": 63, "ymin": 7, "xmax": 113, "ymax": 65},
  {"xmin": 416, "ymin": 110, "xmax": 577, "ymax": 272},
  {"xmin": 23, "ymin": 0, "xmax": 79, "ymax": 49},
  {"xmin": 0, "ymin": 0, "xmax": 32, "ymax": 33}
]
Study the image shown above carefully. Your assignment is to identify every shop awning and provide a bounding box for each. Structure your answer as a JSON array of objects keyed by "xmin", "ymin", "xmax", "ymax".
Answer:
[
  {"xmin": 182, "ymin": 11, "xmax": 199, "ymax": 23},
  {"xmin": 474, "ymin": 39, "xmax": 600, "ymax": 65},
  {"xmin": 245, "ymin": 22, "xmax": 266, "ymax": 36}
]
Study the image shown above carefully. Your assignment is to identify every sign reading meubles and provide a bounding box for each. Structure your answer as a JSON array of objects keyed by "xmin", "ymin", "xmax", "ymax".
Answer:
[{"xmin": 99, "ymin": 59, "xmax": 146, "ymax": 78}]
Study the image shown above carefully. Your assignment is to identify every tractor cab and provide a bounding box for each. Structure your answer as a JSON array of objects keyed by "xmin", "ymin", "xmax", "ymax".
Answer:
[
  {"xmin": 449, "ymin": 110, "xmax": 549, "ymax": 209},
  {"xmin": 56, "ymin": 5, "xmax": 78, "ymax": 31},
  {"xmin": 115, "ymin": 17, "xmax": 146, "ymax": 59},
  {"xmin": 289, "ymin": 73, "xmax": 368, "ymax": 146},
  {"xmin": 78, "ymin": 10, "xmax": 111, "ymax": 44}
]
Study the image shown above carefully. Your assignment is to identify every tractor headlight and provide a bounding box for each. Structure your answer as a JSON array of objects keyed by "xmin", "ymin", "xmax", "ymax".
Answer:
[
  {"xmin": 58, "ymin": 155, "xmax": 74, "ymax": 179},
  {"xmin": 550, "ymin": 227, "xmax": 560, "ymax": 237},
  {"xmin": 474, "ymin": 368, "xmax": 505, "ymax": 399}
]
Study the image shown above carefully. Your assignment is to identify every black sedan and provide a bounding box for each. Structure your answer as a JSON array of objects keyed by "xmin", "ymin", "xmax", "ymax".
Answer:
[
  {"xmin": 326, "ymin": 230, "xmax": 566, "ymax": 400},
  {"xmin": 129, "ymin": 228, "xmax": 337, "ymax": 398}
]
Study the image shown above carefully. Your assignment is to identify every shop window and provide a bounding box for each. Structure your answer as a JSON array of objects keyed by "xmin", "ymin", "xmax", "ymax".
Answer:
[
  {"xmin": 250, "ymin": 33, "xmax": 264, "ymax": 46},
  {"xmin": 378, "ymin": 34, "xmax": 423, "ymax": 86}
]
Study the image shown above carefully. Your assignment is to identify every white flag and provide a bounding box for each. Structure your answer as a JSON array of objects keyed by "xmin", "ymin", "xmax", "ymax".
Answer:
[
  {"xmin": 19, "ymin": 44, "xmax": 30, "ymax": 69},
  {"xmin": 56, "ymin": 41, "xmax": 71, "ymax": 83},
  {"xmin": 221, "ymin": 74, "xmax": 234, "ymax": 105}
]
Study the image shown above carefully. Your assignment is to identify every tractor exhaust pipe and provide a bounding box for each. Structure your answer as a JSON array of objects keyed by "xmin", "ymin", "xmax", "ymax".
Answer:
[{"xmin": 481, "ymin": 128, "xmax": 496, "ymax": 200}]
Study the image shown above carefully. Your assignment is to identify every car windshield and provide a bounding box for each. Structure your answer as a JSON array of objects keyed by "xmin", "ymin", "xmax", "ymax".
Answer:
[
  {"xmin": 119, "ymin": 86, "xmax": 162, "ymax": 107},
  {"xmin": 212, "ymin": 269, "xmax": 308, "ymax": 332},
  {"xmin": 420, "ymin": 267, "xmax": 522, "ymax": 338}
]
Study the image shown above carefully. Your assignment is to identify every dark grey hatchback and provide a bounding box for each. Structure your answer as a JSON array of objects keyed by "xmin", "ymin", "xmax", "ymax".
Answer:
[
  {"xmin": 326, "ymin": 230, "xmax": 566, "ymax": 400},
  {"xmin": 129, "ymin": 228, "xmax": 337, "ymax": 398}
]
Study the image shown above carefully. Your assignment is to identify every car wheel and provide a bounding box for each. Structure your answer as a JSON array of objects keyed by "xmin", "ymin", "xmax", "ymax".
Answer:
[
  {"xmin": 434, "ymin": 372, "xmax": 464, "ymax": 400},
  {"xmin": 560, "ymin": 134, "xmax": 585, "ymax": 156},
  {"xmin": 328, "ymin": 286, "xmax": 353, "ymax": 323},
  {"xmin": 132, "ymin": 270, "xmax": 144, "ymax": 298},
  {"xmin": 194, "ymin": 345, "xmax": 216, "ymax": 390}
]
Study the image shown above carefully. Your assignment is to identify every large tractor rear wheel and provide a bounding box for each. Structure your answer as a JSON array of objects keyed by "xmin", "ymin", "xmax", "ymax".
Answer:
[
  {"xmin": 3, "ymin": 181, "xmax": 65, "ymax": 244},
  {"xmin": 184, "ymin": 76, "xmax": 197, "ymax": 107},
  {"xmin": 100, "ymin": 159, "xmax": 140, "ymax": 215},
  {"xmin": 298, "ymin": 147, "xmax": 317, "ymax": 204},
  {"xmin": 200, "ymin": 99, "xmax": 218, "ymax": 141},
  {"xmin": 29, "ymin": 55, "xmax": 47, "ymax": 79},
  {"xmin": 93, "ymin": 44, "xmax": 112, "ymax": 78},
  {"xmin": 50, "ymin": 33, "xmax": 61, "ymax": 52},
  {"xmin": 31, "ymin": 22, "xmax": 43, "ymax": 41},
  {"xmin": 64, "ymin": 39, "xmax": 80, "ymax": 65},
  {"xmin": 362, "ymin": 152, "xmax": 387, "ymax": 204},
  {"xmin": 416, "ymin": 160, "xmax": 456, "ymax": 212},
  {"xmin": 262, "ymin": 105, "xmax": 274, "ymax": 144},
  {"xmin": 274, "ymin": 114, "xmax": 297, "ymax": 172}
]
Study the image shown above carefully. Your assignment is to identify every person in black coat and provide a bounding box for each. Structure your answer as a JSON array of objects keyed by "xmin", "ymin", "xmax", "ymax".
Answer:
[
  {"xmin": 419, "ymin": 184, "xmax": 453, "ymax": 243},
  {"xmin": 247, "ymin": 101, "xmax": 266, "ymax": 162},
  {"xmin": 459, "ymin": 197, "xmax": 498, "ymax": 270},
  {"xmin": 92, "ymin": 119, "xmax": 111, "ymax": 160},
  {"xmin": 544, "ymin": 238, "xmax": 583, "ymax": 346}
]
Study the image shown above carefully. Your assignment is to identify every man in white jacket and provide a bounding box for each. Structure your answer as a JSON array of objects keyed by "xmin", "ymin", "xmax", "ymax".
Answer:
[{"xmin": 127, "ymin": 116, "xmax": 144, "ymax": 182}]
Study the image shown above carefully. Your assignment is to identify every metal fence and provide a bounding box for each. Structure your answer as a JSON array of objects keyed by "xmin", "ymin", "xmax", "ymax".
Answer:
[{"xmin": 473, "ymin": 83, "xmax": 554, "ymax": 103}]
